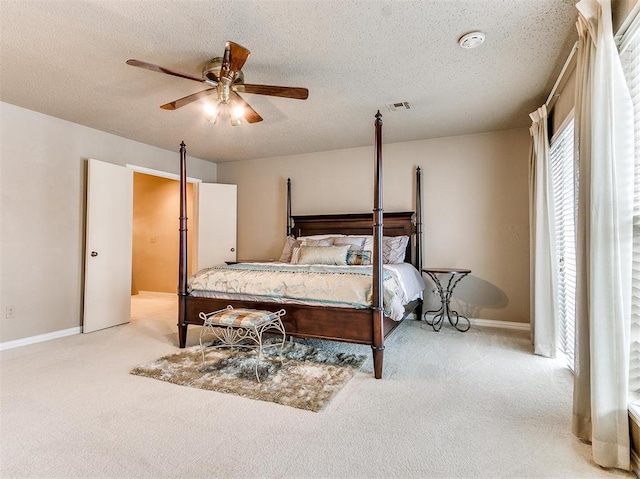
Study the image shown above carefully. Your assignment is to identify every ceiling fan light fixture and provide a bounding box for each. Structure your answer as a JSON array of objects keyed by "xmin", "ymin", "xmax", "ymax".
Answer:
[
  {"xmin": 204, "ymin": 112, "xmax": 218, "ymax": 124},
  {"xmin": 204, "ymin": 101, "xmax": 245, "ymax": 126},
  {"xmin": 458, "ymin": 31, "xmax": 486, "ymax": 49},
  {"xmin": 204, "ymin": 102, "xmax": 221, "ymax": 124},
  {"xmin": 203, "ymin": 102, "xmax": 217, "ymax": 116},
  {"xmin": 231, "ymin": 104, "xmax": 245, "ymax": 120}
]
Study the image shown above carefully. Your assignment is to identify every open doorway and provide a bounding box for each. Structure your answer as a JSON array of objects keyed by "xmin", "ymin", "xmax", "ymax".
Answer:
[{"xmin": 131, "ymin": 172, "xmax": 194, "ymax": 319}]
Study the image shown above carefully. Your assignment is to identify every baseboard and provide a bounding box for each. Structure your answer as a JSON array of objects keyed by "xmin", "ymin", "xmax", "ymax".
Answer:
[
  {"xmin": 423, "ymin": 314, "xmax": 530, "ymax": 331},
  {"xmin": 0, "ymin": 327, "xmax": 82, "ymax": 352},
  {"xmin": 470, "ymin": 318, "xmax": 531, "ymax": 331}
]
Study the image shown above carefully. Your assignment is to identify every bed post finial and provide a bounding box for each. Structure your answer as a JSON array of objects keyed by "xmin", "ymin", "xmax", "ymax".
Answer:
[
  {"xmin": 286, "ymin": 178, "xmax": 293, "ymax": 237},
  {"xmin": 375, "ymin": 110, "xmax": 382, "ymax": 125},
  {"xmin": 178, "ymin": 141, "xmax": 188, "ymax": 348}
]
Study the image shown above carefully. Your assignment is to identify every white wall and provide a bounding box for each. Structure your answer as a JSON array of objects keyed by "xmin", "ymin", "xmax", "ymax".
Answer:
[
  {"xmin": 0, "ymin": 102, "xmax": 217, "ymax": 343},
  {"xmin": 218, "ymin": 127, "xmax": 531, "ymax": 324}
]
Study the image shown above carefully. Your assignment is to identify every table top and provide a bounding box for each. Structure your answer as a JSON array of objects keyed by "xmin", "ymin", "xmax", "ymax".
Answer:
[{"xmin": 422, "ymin": 267, "xmax": 471, "ymax": 274}]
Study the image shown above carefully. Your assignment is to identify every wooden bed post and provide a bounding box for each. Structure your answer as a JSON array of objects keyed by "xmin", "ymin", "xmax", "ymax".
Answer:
[
  {"xmin": 286, "ymin": 178, "xmax": 293, "ymax": 237},
  {"xmin": 415, "ymin": 166, "xmax": 423, "ymax": 320},
  {"xmin": 372, "ymin": 111, "xmax": 384, "ymax": 379},
  {"xmin": 415, "ymin": 167, "xmax": 423, "ymax": 271},
  {"xmin": 178, "ymin": 141, "xmax": 188, "ymax": 348}
]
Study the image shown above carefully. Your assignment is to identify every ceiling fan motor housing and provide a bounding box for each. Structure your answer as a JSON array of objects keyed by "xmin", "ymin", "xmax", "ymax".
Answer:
[{"xmin": 202, "ymin": 57, "xmax": 244, "ymax": 86}]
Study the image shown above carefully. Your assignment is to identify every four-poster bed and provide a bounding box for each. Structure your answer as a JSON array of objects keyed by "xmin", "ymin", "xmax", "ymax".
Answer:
[{"xmin": 177, "ymin": 111, "xmax": 423, "ymax": 378}]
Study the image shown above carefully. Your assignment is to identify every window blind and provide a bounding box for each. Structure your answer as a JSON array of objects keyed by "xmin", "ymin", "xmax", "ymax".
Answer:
[
  {"xmin": 550, "ymin": 117, "xmax": 576, "ymax": 369},
  {"xmin": 620, "ymin": 30, "xmax": 640, "ymax": 392}
]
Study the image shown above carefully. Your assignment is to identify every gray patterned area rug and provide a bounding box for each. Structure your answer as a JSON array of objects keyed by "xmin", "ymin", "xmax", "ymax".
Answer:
[{"xmin": 131, "ymin": 339, "xmax": 366, "ymax": 412}]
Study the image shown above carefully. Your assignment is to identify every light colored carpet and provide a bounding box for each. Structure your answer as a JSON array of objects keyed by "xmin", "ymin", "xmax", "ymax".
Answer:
[{"xmin": 0, "ymin": 291, "xmax": 633, "ymax": 479}]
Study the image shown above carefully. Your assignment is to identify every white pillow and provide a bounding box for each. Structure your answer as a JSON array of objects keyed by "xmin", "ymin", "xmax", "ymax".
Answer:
[
  {"xmin": 358, "ymin": 235, "xmax": 374, "ymax": 252},
  {"xmin": 304, "ymin": 238, "xmax": 334, "ymax": 247},
  {"xmin": 298, "ymin": 234, "xmax": 345, "ymax": 243},
  {"xmin": 333, "ymin": 236, "xmax": 367, "ymax": 250},
  {"xmin": 292, "ymin": 245, "xmax": 350, "ymax": 265},
  {"xmin": 383, "ymin": 236, "xmax": 410, "ymax": 264}
]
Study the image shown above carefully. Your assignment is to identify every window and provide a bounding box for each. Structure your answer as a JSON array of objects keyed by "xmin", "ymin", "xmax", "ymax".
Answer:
[
  {"xmin": 550, "ymin": 116, "xmax": 577, "ymax": 369},
  {"xmin": 620, "ymin": 21, "xmax": 640, "ymax": 392}
]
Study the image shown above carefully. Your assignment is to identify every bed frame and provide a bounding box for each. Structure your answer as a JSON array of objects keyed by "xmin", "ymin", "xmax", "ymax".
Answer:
[{"xmin": 177, "ymin": 111, "xmax": 423, "ymax": 379}]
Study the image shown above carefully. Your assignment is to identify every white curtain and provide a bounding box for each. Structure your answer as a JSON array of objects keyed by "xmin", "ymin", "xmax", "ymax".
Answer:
[
  {"xmin": 572, "ymin": 0, "xmax": 635, "ymax": 469},
  {"xmin": 529, "ymin": 105, "xmax": 557, "ymax": 358}
]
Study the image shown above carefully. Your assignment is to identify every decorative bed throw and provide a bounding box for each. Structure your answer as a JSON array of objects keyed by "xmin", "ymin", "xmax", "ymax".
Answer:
[{"xmin": 188, "ymin": 263, "xmax": 405, "ymax": 320}]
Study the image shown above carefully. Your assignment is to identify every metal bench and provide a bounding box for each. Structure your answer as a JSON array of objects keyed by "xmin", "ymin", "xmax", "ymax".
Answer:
[{"xmin": 199, "ymin": 306, "xmax": 287, "ymax": 382}]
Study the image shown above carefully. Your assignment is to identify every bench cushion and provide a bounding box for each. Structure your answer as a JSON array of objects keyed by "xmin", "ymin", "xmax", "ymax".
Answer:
[{"xmin": 205, "ymin": 308, "xmax": 279, "ymax": 328}]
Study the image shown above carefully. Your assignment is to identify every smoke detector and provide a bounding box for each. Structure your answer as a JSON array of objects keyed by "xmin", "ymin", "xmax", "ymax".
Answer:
[
  {"xmin": 458, "ymin": 31, "xmax": 486, "ymax": 49},
  {"xmin": 386, "ymin": 101, "xmax": 412, "ymax": 112}
]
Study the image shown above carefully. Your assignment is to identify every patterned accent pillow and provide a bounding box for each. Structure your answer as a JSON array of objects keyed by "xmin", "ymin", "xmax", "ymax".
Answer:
[
  {"xmin": 383, "ymin": 236, "xmax": 409, "ymax": 264},
  {"xmin": 278, "ymin": 236, "xmax": 302, "ymax": 263},
  {"xmin": 293, "ymin": 245, "xmax": 350, "ymax": 265},
  {"xmin": 333, "ymin": 236, "xmax": 367, "ymax": 250},
  {"xmin": 360, "ymin": 235, "xmax": 374, "ymax": 252},
  {"xmin": 290, "ymin": 246, "xmax": 302, "ymax": 265},
  {"xmin": 346, "ymin": 250, "xmax": 372, "ymax": 265}
]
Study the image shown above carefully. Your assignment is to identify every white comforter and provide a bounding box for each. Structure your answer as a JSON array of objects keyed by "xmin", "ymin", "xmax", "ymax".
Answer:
[{"xmin": 188, "ymin": 262, "xmax": 424, "ymax": 321}]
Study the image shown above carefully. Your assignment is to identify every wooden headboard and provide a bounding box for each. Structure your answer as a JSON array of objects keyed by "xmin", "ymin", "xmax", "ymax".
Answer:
[{"xmin": 291, "ymin": 211, "xmax": 417, "ymax": 266}]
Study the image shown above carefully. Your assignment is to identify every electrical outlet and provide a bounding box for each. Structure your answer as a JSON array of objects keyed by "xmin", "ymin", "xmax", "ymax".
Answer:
[{"xmin": 5, "ymin": 306, "xmax": 16, "ymax": 319}]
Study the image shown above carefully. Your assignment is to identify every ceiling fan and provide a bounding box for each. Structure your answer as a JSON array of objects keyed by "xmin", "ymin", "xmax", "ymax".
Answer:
[{"xmin": 126, "ymin": 41, "xmax": 309, "ymax": 125}]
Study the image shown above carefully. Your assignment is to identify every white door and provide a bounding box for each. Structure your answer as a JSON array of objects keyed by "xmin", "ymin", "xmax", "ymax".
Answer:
[
  {"xmin": 83, "ymin": 159, "xmax": 133, "ymax": 333},
  {"xmin": 196, "ymin": 183, "xmax": 237, "ymax": 270}
]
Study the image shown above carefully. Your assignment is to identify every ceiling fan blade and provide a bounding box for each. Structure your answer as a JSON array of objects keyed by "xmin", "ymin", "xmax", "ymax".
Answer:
[
  {"xmin": 233, "ymin": 83, "xmax": 309, "ymax": 100},
  {"xmin": 227, "ymin": 41, "xmax": 251, "ymax": 76},
  {"xmin": 231, "ymin": 91, "xmax": 263, "ymax": 123},
  {"xmin": 160, "ymin": 88, "xmax": 217, "ymax": 110},
  {"xmin": 126, "ymin": 59, "xmax": 202, "ymax": 83}
]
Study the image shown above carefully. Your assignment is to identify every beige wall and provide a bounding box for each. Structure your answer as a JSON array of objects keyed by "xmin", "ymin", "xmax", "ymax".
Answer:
[
  {"xmin": 0, "ymin": 102, "xmax": 217, "ymax": 343},
  {"xmin": 613, "ymin": 0, "xmax": 639, "ymax": 32},
  {"xmin": 132, "ymin": 173, "xmax": 194, "ymax": 294},
  {"xmin": 218, "ymin": 127, "xmax": 531, "ymax": 324},
  {"xmin": 550, "ymin": 62, "xmax": 576, "ymax": 136}
]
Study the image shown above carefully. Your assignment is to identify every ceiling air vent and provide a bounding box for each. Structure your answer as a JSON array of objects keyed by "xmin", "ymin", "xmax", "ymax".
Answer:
[{"xmin": 386, "ymin": 101, "xmax": 412, "ymax": 112}]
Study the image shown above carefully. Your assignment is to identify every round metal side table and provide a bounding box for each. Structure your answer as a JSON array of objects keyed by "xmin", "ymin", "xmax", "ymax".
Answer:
[{"xmin": 422, "ymin": 268, "xmax": 471, "ymax": 332}]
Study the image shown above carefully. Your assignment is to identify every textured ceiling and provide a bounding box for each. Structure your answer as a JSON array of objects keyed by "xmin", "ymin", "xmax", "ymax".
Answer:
[{"xmin": 0, "ymin": 0, "xmax": 578, "ymax": 163}]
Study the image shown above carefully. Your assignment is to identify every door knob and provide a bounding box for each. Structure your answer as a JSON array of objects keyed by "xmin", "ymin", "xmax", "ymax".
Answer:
[{"xmin": 91, "ymin": 251, "xmax": 98, "ymax": 257}]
